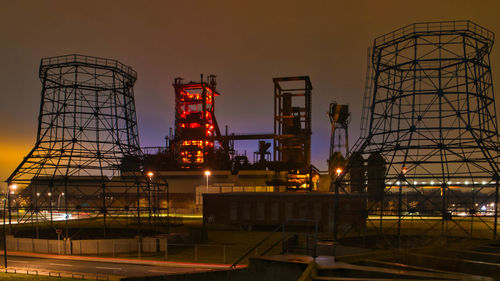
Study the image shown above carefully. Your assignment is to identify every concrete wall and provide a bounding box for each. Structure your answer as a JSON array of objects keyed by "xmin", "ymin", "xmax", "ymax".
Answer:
[
  {"xmin": 143, "ymin": 237, "xmax": 166, "ymax": 252},
  {"xmin": 6, "ymin": 236, "xmax": 167, "ymax": 255},
  {"xmin": 7, "ymin": 236, "xmax": 71, "ymax": 255},
  {"xmin": 71, "ymin": 238, "xmax": 139, "ymax": 255}
]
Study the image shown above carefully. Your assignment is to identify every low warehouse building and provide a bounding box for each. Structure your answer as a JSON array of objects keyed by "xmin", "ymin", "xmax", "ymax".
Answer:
[{"xmin": 203, "ymin": 192, "xmax": 366, "ymax": 233}]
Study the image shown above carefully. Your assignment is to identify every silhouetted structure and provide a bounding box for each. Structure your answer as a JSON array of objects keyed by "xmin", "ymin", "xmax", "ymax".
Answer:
[
  {"xmin": 173, "ymin": 75, "xmax": 226, "ymax": 168},
  {"xmin": 344, "ymin": 21, "xmax": 499, "ymax": 240},
  {"xmin": 6, "ymin": 54, "xmax": 168, "ymax": 239},
  {"xmin": 328, "ymin": 103, "xmax": 350, "ymax": 159},
  {"xmin": 273, "ymin": 77, "xmax": 314, "ymax": 190}
]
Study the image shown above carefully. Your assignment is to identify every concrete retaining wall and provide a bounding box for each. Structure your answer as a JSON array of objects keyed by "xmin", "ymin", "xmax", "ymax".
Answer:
[
  {"xmin": 7, "ymin": 237, "xmax": 71, "ymax": 255},
  {"xmin": 6, "ymin": 236, "xmax": 167, "ymax": 255}
]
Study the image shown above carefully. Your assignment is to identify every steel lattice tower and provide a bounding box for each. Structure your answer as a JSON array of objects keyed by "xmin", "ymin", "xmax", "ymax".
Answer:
[
  {"xmin": 350, "ymin": 21, "xmax": 499, "ymax": 240},
  {"xmin": 6, "ymin": 55, "xmax": 168, "ymax": 239}
]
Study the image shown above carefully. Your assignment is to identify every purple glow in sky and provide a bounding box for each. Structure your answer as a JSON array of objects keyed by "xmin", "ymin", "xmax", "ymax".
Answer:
[{"xmin": 1, "ymin": 1, "xmax": 499, "ymax": 191}]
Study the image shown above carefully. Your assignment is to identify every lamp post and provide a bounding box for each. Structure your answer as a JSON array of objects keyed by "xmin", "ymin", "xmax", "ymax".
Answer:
[
  {"xmin": 48, "ymin": 192, "xmax": 52, "ymax": 224},
  {"xmin": 147, "ymin": 171, "xmax": 154, "ymax": 224},
  {"xmin": 202, "ymin": 171, "xmax": 211, "ymax": 234},
  {"xmin": 204, "ymin": 171, "xmax": 211, "ymax": 193},
  {"xmin": 36, "ymin": 193, "xmax": 40, "ymax": 239},
  {"xmin": 7, "ymin": 184, "xmax": 16, "ymax": 234},
  {"xmin": 397, "ymin": 167, "xmax": 407, "ymax": 247},
  {"xmin": 3, "ymin": 197, "xmax": 7, "ymax": 268},
  {"xmin": 58, "ymin": 193, "xmax": 65, "ymax": 211},
  {"xmin": 4, "ymin": 183, "xmax": 16, "ymax": 268}
]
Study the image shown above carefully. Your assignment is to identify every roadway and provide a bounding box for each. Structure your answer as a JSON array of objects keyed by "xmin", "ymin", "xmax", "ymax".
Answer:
[{"xmin": 0, "ymin": 254, "xmax": 216, "ymax": 278}]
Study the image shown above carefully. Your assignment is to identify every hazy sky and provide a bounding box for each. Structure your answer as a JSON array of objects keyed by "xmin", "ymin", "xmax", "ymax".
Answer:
[{"xmin": 1, "ymin": 0, "xmax": 499, "ymax": 190}]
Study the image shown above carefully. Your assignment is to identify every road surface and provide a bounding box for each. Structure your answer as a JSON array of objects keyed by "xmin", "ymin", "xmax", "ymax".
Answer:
[{"xmin": 0, "ymin": 255, "xmax": 214, "ymax": 278}]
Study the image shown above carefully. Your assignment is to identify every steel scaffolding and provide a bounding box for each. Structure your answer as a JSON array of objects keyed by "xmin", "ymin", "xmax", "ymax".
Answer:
[
  {"xmin": 273, "ymin": 76, "xmax": 314, "ymax": 190},
  {"xmin": 6, "ymin": 54, "xmax": 168, "ymax": 239}
]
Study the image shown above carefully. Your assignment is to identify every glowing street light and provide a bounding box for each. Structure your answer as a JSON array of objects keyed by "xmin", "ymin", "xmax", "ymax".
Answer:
[
  {"xmin": 2, "ymin": 196, "xmax": 6, "ymax": 267},
  {"xmin": 3, "ymin": 184, "xmax": 10, "ymax": 267},
  {"xmin": 145, "ymin": 171, "xmax": 155, "ymax": 220},
  {"xmin": 205, "ymin": 170, "xmax": 211, "ymax": 192},
  {"xmin": 47, "ymin": 192, "xmax": 54, "ymax": 223},
  {"xmin": 335, "ymin": 168, "xmax": 342, "ymax": 177},
  {"xmin": 9, "ymin": 184, "xmax": 17, "ymax": 194},
  {"xmin": 7, "ymin": 183, "xmax": 18, "ymax": 232},
  {"xmin": 58, "ymin": 193, "xmax": 65, "ymax": 210}
]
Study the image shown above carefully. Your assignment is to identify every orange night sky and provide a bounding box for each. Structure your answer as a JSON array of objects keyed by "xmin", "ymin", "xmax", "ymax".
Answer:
[{"xmin": 1, "ymin": 0, "xmax": 499, "ymax": 192}]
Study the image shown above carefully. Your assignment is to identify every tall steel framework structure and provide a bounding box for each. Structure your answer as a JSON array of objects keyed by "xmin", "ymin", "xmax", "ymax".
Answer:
[
  {"xmin": 342, "ymin": 21, "xmax": 499, "ymax": 240},
  {"xmin": 273, "ymin": 77, "xmax": 313, "ymax": 190},
  {"xmin": 6, "ymin": 55, "xmax": 168, "ymax": 240},
  {"xmin": 173, "ymin": 75, "xmax": 224, "ymax": 168},
  {"xmin": 328, "ymin": 103, "xmax": 350, "ymax": 167},
  {"xmin": 273, "ymin": 76, "xmax": 312, "ymax": 168}
]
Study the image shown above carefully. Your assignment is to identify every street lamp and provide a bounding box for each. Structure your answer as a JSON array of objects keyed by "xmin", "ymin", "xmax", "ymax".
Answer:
[
  {"xmin": 146, "ymin": 172, "xmax": 154, "ymax": 220},
  {"xmin": 3, "ymin": 196, "xmax": 7, "ymax": 268},
  {"xmin": 204, "ymin": 171, "xmax": 211, "ymax": 192},
  {"xmin": 58, "ymin": 193, "xmax": 65, "ymax": 211},
  {"xmin": 48, "ymin": 192, "xmax": 53, "ymax": 223},
  {"xmin": 35, "ymin": 192, "xmax": 40, "ymax": 238},
  {"xmin": 4, "ymin": 182, "xmax": 18, "ymax": 268},
  {"xmin": 335, "ymin": 168, "xmax": 342, "ymax": 177},
  {"xmin": 7, "ymin": 184, "xmax": 17, "ymax": 233}
]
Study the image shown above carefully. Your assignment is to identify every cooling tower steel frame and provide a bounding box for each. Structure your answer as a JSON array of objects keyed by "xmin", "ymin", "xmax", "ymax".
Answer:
[
  {"xmin": 342, "ymin": 21, "xmax": 499, "ymax": 241},
  {"xmin": 6, "ymin": 54, "xmax": 168, "ymax": 239}
]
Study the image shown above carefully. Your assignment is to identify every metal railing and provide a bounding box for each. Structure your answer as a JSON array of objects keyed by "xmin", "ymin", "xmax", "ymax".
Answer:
[
  {"xmin": 40, "ymin": 54, "xmax": 137, "ymax": 80},
  {"xmin": 374, "ymin": 20, "xmax": 494, "ymax": 49},
  {"xmin": 230, "ymin": 219, "xmax": 318, "ymax": 268}
]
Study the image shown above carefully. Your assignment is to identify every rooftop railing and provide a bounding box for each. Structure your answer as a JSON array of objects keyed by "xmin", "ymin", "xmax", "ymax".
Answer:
[
  {"xmin": 374, "ymin": 20, "xmax": 494, "ymax": 49},
  {"xmin": 39, "ymin": 54, "xmax": 137, "ymax": 80}
]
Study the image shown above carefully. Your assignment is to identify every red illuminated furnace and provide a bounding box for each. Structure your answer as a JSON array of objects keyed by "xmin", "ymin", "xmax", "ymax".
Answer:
[{"xmin": 174, "ymin": 75, "xmax": 219, "ymax": 168}]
